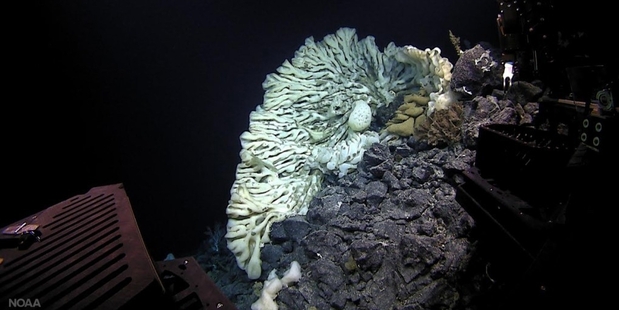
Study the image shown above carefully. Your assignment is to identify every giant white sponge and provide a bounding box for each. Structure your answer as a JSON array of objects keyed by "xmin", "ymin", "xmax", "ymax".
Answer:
[{"xmin": 226, "ymin": 27, "xmax": 454, "ymax": 279}]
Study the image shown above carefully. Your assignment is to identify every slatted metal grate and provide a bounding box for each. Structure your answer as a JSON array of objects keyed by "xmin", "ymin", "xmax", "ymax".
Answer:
[{"xmin": 0, "ymin": 183, "xmax": 164, "ymax": 310}]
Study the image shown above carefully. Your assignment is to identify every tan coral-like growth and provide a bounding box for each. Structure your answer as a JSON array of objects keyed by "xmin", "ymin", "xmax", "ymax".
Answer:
[
  {"xmin": 415, "ymin": 101, "xmax": 464, "ymax": 146},
  {"xmin": 404, "ymin": 88, "xmax": 430, "ymax": 106},
  {"xmin": 387, "ymin": 117, "xmax": 416, "ymax": 136},
  {"xmin": 385, "ymin": 89, "xmax": 432, "ymax": 137}
]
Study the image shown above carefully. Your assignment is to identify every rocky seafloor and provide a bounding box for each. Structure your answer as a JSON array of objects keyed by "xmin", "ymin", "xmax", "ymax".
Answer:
[{"xmin": 197, "ymin": 136, "xmax": 539, "ymax": 309}]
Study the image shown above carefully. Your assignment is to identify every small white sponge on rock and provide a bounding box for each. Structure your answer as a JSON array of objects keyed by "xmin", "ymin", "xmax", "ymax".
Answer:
[{"xmin": 251, "ymin": 261, "xmax": 302, "ymax": 310}]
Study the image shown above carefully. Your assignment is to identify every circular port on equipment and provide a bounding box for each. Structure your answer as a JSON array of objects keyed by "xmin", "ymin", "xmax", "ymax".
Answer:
[
  {"xmin": 595, "ymin": 122, "xmax": 602, "ymax": 132},
  {"xmin": 580, "ymin": 132, "xmax": 587, "ymax": 141},
  {"xmin": 583, "ymin": 119, "xmax": 589, "ymax": 128},
  {"xmin": 592, "ymin": 137, "xmax": 600, "ymax": 146}
]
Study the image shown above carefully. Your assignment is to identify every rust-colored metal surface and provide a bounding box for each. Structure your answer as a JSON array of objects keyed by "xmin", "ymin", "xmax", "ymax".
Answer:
[
  {"xmin": 0, "ymin": 183, "xmax": 164, "ymax": 310},
  {"xmin": 155, "ymin": 257, "xmax": 237, "ymax": 310}
]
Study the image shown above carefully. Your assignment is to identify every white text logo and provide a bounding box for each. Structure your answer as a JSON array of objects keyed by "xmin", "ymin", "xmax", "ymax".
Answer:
[{"xmin": 7, "ymin": 299, "xmax": 41, "ymax": 308}]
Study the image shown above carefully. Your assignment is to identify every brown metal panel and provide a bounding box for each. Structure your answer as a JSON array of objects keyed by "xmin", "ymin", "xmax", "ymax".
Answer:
[
  {"xmin": 0, "ymin": 183, "xmax": 164, "ymax": 310},
  {"xmin": 155, "ymin": 257, "xmax": 238, "ymax": 310}
]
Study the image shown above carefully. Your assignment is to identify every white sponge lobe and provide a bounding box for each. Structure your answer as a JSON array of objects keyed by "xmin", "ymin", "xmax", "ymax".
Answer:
[
  {"xmin": 281, "ymin": 261, "xmax": 302, "ymax": 287},
  {"xmin": 347, "ymin": 101, "xmax": 372, "ymax": 132},
  {"xmin": 251, "ymin": 261, "xmax": 302, "ymax": 310}
]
